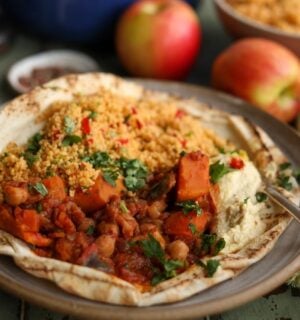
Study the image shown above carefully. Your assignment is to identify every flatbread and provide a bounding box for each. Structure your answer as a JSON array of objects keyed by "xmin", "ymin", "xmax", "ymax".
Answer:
[{"xmin": 0, "ymin": 73, "xmax": 298, "ymax": 306}]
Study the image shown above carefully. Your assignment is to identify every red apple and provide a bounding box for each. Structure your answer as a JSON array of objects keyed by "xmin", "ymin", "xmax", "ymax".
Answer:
[
  {"xmin": 116, "ymin": 0, "xmax": 201, "ymax": 80},
  {"xmin": 212, "ymin": 38, "xmax": 300, "ymax": 122}
]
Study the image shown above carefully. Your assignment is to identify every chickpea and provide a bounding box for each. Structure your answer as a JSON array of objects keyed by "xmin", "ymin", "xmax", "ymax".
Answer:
[
  {"xmin": 3, "ymin": 185, "xmax": 29, "ymax": 206},
  {"xmin": 140, "ymin": 223, "xmax": 156, "ymax": 234},
  {"xmin": 147, "ymin": 200, "xmax": 166, "ymax": 219},
  {"xmin": 97, "ymin": 222, "xmax": 119, "ymax": 237},
  {"xmin": 78, "ymin": 218, "xmax": 95, "ymax": 233},
  {"xmin": 95, "ymin": 235, "xmax": 116, "ymax": 258},
  {"xmin": 167, "ymin": 240, "xmax": 189, "ymax": 261}
]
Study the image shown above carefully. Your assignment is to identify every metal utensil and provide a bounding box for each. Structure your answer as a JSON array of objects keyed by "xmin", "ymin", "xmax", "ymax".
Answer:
[{"xmin": 265, "ymin": 185, "xmax": 300, "ymax": 223}]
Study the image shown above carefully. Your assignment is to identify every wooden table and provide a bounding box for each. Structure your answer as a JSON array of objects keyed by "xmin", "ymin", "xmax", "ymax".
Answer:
[{"xmin": 0, "ymin": 1, "xmax": 299, "ymax": 319}]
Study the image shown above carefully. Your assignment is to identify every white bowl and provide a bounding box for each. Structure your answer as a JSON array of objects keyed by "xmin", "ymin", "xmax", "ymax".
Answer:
[{"xmin": 7, "ymin": 50, "xmax": 100, "ymax": 93}]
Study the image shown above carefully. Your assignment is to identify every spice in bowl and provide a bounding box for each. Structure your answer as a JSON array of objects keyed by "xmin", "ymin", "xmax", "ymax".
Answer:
[
  {"xmin": 18, "ymin": 66, "xmax": 76, "ymax": 91},
  {"xmin": 227, "ymin": 0, "xmax": 300, "ymax": 34}
]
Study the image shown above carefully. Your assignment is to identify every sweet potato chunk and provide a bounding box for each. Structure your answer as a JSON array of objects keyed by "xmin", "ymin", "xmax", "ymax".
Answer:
[
  {"xmin": 43, "ymin": 176, "xmax": 66, "ymax": 202},
  {"xmin": 0, "ymin": 206, "xmax": 52, "ymax": 247},
  {"xmin": 74, "ymin": 175, "xmax": 124, "ymax": 213},
  {"xmin": 164, "ymin": 211, "xmax": 211, "ymax": 238},
  {"xmin": 177, "ymin": 151, "xmax": 210, "ymax": 201}
]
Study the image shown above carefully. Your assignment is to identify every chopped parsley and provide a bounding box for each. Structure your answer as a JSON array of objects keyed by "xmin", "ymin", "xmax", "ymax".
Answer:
[
  {"xmin": 119, "ymin": 158, "xmax": 148, "ymax": 192},
  {"xmin": 188, "ymin": 223, "xmax": 197, "ymax": 235},
  {"xmin": 214, "ymin": 238, "xmax": 226, "ymax": 255},
  {"xmin": 23, "ymin": 152, "xmax": 38, "ymax": 167},
  {"xmin": 86, "ymin": 225, "xmax": 95, "ymax": 235},
  {"xmin": 23, "ymin": 132, "xmax": 43, "ymax": 167},
  {"xmin": 140, "ymin": 234, "xmax": 165, "ymax": 262},
  {"xmin": 36, "ymin": 203, "xmax": 43, "ymax": 213},
  {"xmin": 243, "ymin": 197, "xmax": 250, "ymax": 204},
  {"xmin": 201, "ymin": 234, "xmax": 226, "ymax": 256},
  {"xmin": 62, "ymin": 135, "xmax": 82, "ymax": 146},
  {"xmin": 64, "ymin": 116, "xmax": 75, "ymax": 134},
  {"xmin": 279, "ymin": 162, "xmax": 291, "ymax": 171},
  {"xmin": 82, "ymin": 151, "xmax": 112, "ymax": 169},
  {"xmin": 88, "ymin": 111, "xmax": 98, "ymax": 120},
  {"xmin": 103, "ymin": 169, "xmax": 119, "ymax": 187},
  {"xmin": 197, "ymin": 259, "xmax": 220, "ymax": 277},
  {"xmin": 139, "ymin": 234, "xmax": 183, "ymax": 286},
  {"xmin": 209, "ymin": 160, "xmax": 231, "ymax": 183},
  {"xmin": 179, "ymin": 151, "xmax": 187, "ymax": 157},
  {"xmin": 176, "ymin": 200, "xmax": 202, "ymax": 216},
  {"xmin": 295, "ymin": 170, "xmax": 300, "ymax": 184},
  {"xmin": 32, "ymin": 182, "xmax": 48, "ymax": 197},
  {"xmin": 278, "ymin": 175, "xmax": 293, "ymax": 191},
  {"xmin": 255, "ymin": 192, "xmax": 268, "ymax": 203},
  {"xmin": 26, "ymin": 133, "xmax": 43, "ymax": 154},
  {"xmin": 119, "ymin": 200, "xmax": 129, "ymax": 214},
  {"xmin": 83, "ymin": 153, "xmax": 148, "ymax": 192},
  {"xmin": 201, "ymin": 234, "xmax": 217, "ymax": 254}
]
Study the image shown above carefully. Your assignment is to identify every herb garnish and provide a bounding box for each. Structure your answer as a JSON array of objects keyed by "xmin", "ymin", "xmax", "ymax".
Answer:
[
  {"xmin": 176, "ymin": 200, "xmax": 202, "ymax": 216},
  {"xmin": 295, "ymin": 170, "xmax": 300, "ymax": 184},
  {"xmin": 279, "ymin": 162, "xmax": 291, "ymax": 171},
  {"xmin": 102, "ymin": 169, "xmax": 119, "ymax": 187},
  {"xmin": 82, "ymin": 152, "xmax": 112, "ymax": 169},
  {"xmin": 139, "ymin": 234, "xmax": 183, "ymax": 285},
  {"xmin": 188, "ymin": 223, "xmax": 197, "ymax": 235},
  {"xmin": 86, "ymin": 225, "xmax": 95, "ymax": 235},
  {"xmin": 201, "ymin": 233, "xmax": 226, "ymax": 256},
  {"xmin": 119, "ymin": 158, "xmax": 148, "ymax": 192},
  {"xmin": 64, "ymin": 116, "xmax": 75, "ymax": 134},
  {"xmin": 82, "ymin": 152, "xmax": 148, "ymax": 190},
  {"xmin": 278, "ymin": 175, "xmax": 293, "ymax": 191},
  {"xmin": 196, "ymin": 259, "xmax": 220, "ymax": 277},
  {"xmin": 214, "ymin": 238, "xmax": 226, "ymax": 255},
  {"xmin": 23, "ymin": 132, "xmax": 43, "ymax": 167},
  {"xmin": 120, "ymin": 200, "xmax": 129, "ymax": 214},
  {"xmin": 209, "ymin": 160, "xmax": 231, "ymax": 183},
  {"xmin": 36, "ymin": 203, "xmax": 43, "ymax": 213},
  {"xmin": 62, "ymin": 135, "xmax": 82, "ymax": 146},
  {"xmin": 32, "ymin": 182, "xmax": 48, "ymax": 197},
  {"xmin": 88, "ymin": 111, "xmax": 98, "ymax": 120},
  {"xmin": 23, "ymin": 152, "xmax": 38, "ymax": 167},
  {"xmin": 26, "ymin": 133, "xmax": 43, "ymax": 154},
  {"xmin": 255, "ymin": 192, "xmax": 268, "ymax": 203}
]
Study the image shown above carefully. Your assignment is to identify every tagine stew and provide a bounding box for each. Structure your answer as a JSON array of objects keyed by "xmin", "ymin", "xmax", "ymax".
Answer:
[{"xmin": 0, "ymin": 148, "xmax": 231, "ymax": 286}]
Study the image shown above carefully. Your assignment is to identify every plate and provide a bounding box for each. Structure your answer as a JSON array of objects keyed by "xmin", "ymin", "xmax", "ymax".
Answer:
[{"xmin": 0, "ymin": 79, "xmax": 299, "ymax": 319}]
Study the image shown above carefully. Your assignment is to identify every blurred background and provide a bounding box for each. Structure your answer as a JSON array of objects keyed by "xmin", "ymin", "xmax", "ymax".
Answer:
[
  {"xmin": 0, "ymin": 0, "xmax": 299, "ymax": 126},
  {"xmin": 0, "ymin": 0, "xmax": 214, "ymax": 98}
]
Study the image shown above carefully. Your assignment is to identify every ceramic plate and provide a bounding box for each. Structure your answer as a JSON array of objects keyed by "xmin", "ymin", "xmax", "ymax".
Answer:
[{"xmin": 0, "ymin": 80, "xmax": 299, "ymax": 319}]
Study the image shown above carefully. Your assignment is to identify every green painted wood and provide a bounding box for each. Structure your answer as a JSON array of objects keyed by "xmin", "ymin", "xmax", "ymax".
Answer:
[{"xmin": 212, "ymin": 287, "xmax": 300, "ymax": 320}]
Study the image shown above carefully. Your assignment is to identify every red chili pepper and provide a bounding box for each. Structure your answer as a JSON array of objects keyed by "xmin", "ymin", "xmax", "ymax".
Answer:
[
  {"xmin": 132, "ymin": 107, "xmax": 137, "ymax": 114},
  {"xmin": 81, "ymin": 117, "xmax": 91, "ymax": 135},
  {"xmin": 181, "ymin": 139, "xmax": 187, "ymax": 148},
  {"xmin": 84, "ymin": 138, "xmax": 93, "ymax": 147},
  {"xmin": 118, "ymin": 138, "xmax": 129, "ymax": 145},
  {"xmin": 52, "ymin": 129, "xmax": 61, "ymax": 140},
  {"xmin": 175, "ymin": 109, "xmax": 187, "ymax": 119},
  {"xmin": 136, "ymin": 119, "xmax": 143, "ymax": 129},
  {"xmin": 229, "ymin": 157, "xmax": 244, "ymax": 169}
]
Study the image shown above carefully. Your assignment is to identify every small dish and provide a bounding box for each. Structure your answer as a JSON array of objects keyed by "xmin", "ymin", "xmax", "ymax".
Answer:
[
  {"xmin": 7, "ymin": 50, "xmax": 100, "ymax": 94},
  {"xmin": 214, "ymin": 0, "xmax": 300, "ymax": 56}
]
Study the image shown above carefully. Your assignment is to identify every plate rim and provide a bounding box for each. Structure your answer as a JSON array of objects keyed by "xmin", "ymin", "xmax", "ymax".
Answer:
[{"xmin": 0, "ymin": 79, "xmax": 299, "ymax": 319}]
